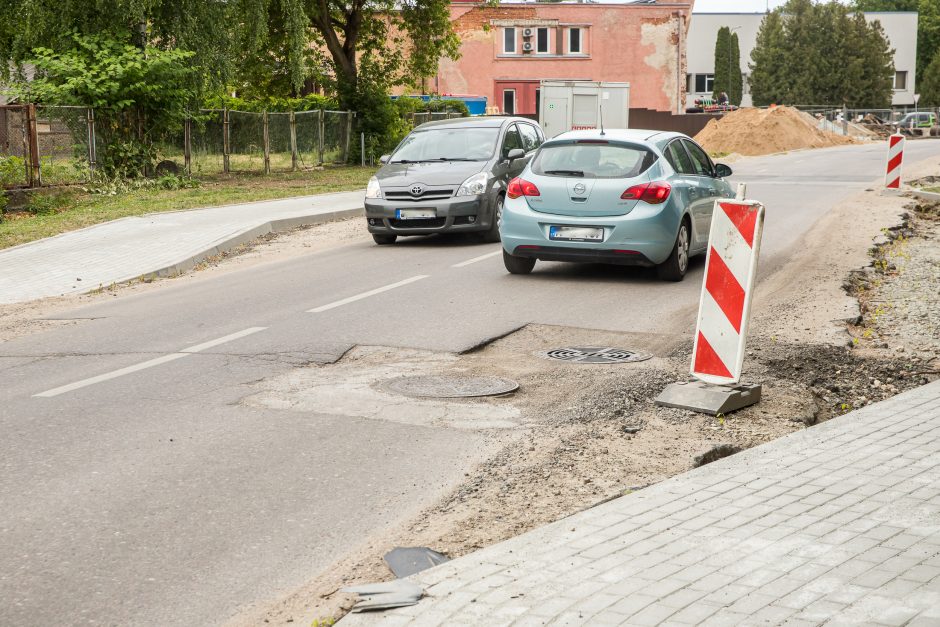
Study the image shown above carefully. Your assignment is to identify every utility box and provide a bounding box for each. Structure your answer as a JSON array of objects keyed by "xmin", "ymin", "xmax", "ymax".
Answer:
[{"xmin": 539, "ymin": 81, "xmax": 630, "ymax": 138}]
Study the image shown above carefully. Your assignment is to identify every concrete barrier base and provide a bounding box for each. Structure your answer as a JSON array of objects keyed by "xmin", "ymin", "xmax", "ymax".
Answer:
[{"xmin": 654, "ymin": 380, "xmax": 762, "ymax": 416}]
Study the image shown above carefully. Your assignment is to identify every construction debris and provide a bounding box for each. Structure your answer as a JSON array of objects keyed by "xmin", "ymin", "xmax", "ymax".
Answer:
[
  {"xmin": 695, "ymin": 106, "xmax": 856, "ymax": 156},
  {"xmin": 384, "ymin": 547, "xmax": 450, "ymax": 578},
  {"xmin": 341, "ymin": 580, "xmax": 424, "ymax": 612}
]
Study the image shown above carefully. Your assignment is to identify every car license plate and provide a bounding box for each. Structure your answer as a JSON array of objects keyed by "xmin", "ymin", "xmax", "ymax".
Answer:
[
  {"xmin": 549, "ymin": 226, "xmax": 604, "ymax": 242},
  {"xmin": 396, "ymin": 208, "xmax": 436, "ymax": 219}
]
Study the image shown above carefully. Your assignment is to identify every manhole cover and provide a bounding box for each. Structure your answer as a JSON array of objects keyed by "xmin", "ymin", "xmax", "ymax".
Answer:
[
  {"xmin": 381, "ymin": 375, "xmax": 519, "ymax": 398},
  {"xmin": 537, "ymin": 347, "xmax": 652, "ymax": 364}
]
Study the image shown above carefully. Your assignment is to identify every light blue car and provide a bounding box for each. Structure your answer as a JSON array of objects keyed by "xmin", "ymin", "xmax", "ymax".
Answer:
[{"xmin": 500, "ymin": 129, "xmax": 736, "ymax": 281}]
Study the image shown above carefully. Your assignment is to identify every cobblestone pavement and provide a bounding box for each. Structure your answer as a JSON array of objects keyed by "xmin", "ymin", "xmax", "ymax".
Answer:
[
  {"xmin": 340, "ymin": 380, "xmax": 940, "ymax": 626},
  {"xmin": 0, "ymin": 190, "xmax": 363, "ymax": 304}
]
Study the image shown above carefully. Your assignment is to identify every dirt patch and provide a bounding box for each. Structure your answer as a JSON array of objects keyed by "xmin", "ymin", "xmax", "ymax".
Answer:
[{"xmin": 695, "ymin": 106, "xmax": 857, "ymax": 156}]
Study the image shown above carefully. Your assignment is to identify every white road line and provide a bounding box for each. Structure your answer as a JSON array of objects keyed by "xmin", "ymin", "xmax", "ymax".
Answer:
[
  {"xmin": 452, "ymin": 250, "xmax": 502, "ymax": 268},
  {"xmin": 306, "ymin": 275, "xmax": 429, "ymax": 313},
  {"xmin": 33, "ymin": 327, "xmax": 268, "ymax": 398}
]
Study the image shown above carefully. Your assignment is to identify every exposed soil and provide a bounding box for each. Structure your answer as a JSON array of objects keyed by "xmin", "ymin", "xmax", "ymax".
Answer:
[{"xmin": 695, "ymin": 106, "xmax": 857, "ymax": 156}]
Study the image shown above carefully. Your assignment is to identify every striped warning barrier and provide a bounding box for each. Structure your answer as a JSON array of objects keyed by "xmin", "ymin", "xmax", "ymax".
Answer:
[
  {"xmin": 885, "ymin": 133, "xmax": 904, "ymax": 190},
  {"xmin": 691, "ymin": 199, "xmax": 766, "ymax": 385}
]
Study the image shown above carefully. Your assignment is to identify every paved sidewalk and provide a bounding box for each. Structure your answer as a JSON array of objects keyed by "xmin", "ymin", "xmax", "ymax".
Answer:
[
  {"xmin": 341, "ymin": 380, "xmax": 940, "ymax": 626},
  {"xmin": 0, "ymin": 190, "xmax": 364, "ymax": 304}
]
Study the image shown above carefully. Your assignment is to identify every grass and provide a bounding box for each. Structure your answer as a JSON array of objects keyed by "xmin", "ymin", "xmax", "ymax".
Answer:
[{"xmin": 0, "ymin": 166, "xmax": 375, "ymax": 250}]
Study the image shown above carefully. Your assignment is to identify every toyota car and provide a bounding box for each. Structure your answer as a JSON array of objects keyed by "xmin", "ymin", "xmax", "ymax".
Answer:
[
  {"xmin": 499, "ymin": 129, "xmax": 735, "ymax": 281},
  {"xmin": 364, "ymin": 116, "xmax": 544, "ymax": 245}
]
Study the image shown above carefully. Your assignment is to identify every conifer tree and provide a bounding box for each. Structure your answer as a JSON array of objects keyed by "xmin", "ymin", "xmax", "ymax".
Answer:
[
  {"xmin": 749, "ymin": 11, "xmax": 789, "ymax": 105},
  {"xmin": 921, "ymin": 48, "xmax": 940, "ymax": 106},
  {"xmin": 712, "ymin": 26, "xmax": 731, "ymax": 101},
  {"xmin": 729, "ymin": 32, "xmax": 743, "ymax": 105}
]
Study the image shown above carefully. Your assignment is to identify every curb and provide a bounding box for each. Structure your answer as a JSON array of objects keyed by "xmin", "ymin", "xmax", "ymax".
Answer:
[
  {"xmin": 910, "ymin": 189, "xmax": 940, "ymax": 203},
  {"xmin": 95, "ymin": 206, "xmax": 363, "ymax": 288}
]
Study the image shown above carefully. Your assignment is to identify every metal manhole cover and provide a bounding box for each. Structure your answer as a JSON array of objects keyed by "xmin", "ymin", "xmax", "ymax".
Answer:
[
  {"xmin": 381, "ymin": 375, "xmax": 519, "ymax": 398},
  {"xmin": 537, "ymin": 347, "xmax": 652, "ymax": 364}
]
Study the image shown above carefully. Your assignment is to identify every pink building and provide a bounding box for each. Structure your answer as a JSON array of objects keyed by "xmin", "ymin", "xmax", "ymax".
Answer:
[{"xmin": 437, "ymin": 1, "xmax": 694, "ymax": 117}]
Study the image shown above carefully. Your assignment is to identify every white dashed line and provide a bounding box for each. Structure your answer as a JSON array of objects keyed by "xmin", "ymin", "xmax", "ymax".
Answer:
[
  {"xmin": 452, "ymin": 250, "xmax": 502, "ymax": 268},
  {"xmin": 33, "ymin": 327, "xmax": 267, "ymax": 398},
  {"xmin": 306, "ymin": 275, "xmax": 429, "ymax": 313}
]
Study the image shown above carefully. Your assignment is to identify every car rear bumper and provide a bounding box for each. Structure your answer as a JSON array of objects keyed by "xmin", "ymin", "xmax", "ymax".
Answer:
[
  {"xmin": 364, "ymin": 195, "xmax": 494, "ymax": 235},
  {"xmin": 500, "ymin": 196, "xmax": 680, "ymax": 266}
]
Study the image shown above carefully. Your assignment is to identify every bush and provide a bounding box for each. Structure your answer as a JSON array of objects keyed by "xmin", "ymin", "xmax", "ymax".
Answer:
[
  {"xmin": 205, "ymin": 94, "xmax": 339, "ymax": 112},
  {"xmin": 0, "ymin": 156, "xmax": 26, "ymax": 187}
]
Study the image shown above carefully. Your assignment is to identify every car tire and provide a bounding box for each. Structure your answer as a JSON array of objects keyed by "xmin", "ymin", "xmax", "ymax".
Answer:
[
  {"xmin": 503, "ymin": 249, "xmax": 536, "ymax": 274},
  {"xmin": 481, "ymin": 195, "xmax": 504, "ymax": 243},
  {"xmin": 372, "ymin": 234, "xmax": 397, "ymax": 245},
  {"xmin": 657, "ymin": 219, "xmax": 690, "ymax": 282}
]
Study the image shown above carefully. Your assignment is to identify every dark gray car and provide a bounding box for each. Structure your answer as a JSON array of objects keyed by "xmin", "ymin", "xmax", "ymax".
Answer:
[{"xmin": 364, "ymin": 116, "xmax": 544, "ymax": 244}]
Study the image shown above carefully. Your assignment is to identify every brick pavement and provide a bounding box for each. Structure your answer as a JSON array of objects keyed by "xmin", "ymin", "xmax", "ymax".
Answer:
[
  {"xmin": 339, "ymin": 380, "xmax": 940, "ymax": 626},
  {"xmin": 0, "ymin": 190, "xmax": 363, "ymax": 304}
]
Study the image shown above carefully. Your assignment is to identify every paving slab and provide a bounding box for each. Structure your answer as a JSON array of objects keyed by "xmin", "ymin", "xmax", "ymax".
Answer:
[
  {"xmin": 339, "ymin": 380, "xmax": 940, "ymax": 626},
  {"xmin": 0, "ymin": 190, "xmax": 364, "ymax": 303}
]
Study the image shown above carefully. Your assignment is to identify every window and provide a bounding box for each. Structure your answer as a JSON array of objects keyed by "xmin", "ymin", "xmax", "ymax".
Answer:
[
  {"xmin": 503, "ymin": 27, "xmax": 516, "ymax": 54},
  {"xmin": 895, "ymin": 71, "xmax": 908, "ymax": 90},
  {"xmin": 518, "ymin": 124, "xmax": 541, "ymax": 152},
  {"xmin": 682, "ymin": 139, "xmax": 714, "ymax": 177},
  {"xmin": 391, "ymin": 128, "xmax": 500, "ymax": 162},
  {"xmin": 502, "ymin": 89, "xmax": 516, "ymax": 115},
  {"xmin": 537, "ymin": 27, "xmax": 549, "ymax": 53},
  {"xmin": 532, "ymin": 143, "xmax": 656, "ymax": 179},
  {"xmin": 568, "ymin": 28, "xmax": 582, "ymax": 54},
  {"xmin": 501, "ymin": 124, "xmax": 523, "ymax": 158},
  {"xmin": 693, "ymin": 74, "xmax": 714, "ymax": 94},
  {"xmin": 535, "ymin": 88, "xmax": 541, "ymax": 117},
  {"xmin": 665, "ymin": 141, "xmax": 694, "ymax": 175}
]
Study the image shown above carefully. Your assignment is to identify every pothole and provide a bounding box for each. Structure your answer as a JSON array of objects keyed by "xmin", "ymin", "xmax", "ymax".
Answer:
[
  {"xmin": 381, "ymin": 375, "xmax": 519, "ymax": 399},
  {"xmin": 537, "ymin": 346, "xmax": 652, "ymax": 364}
]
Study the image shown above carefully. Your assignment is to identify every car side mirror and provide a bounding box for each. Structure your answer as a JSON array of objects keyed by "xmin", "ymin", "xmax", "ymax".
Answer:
[
  {"xmin": 379, "ymin": 154, "xmax": 390, "ymax": 165},
  {"xmin": 715, "ymin": 163, "xmax": 733, "ymax": 178},
  {"xmin": 507, "ymin": 148, "xmax": 526, "ymax": 162}
]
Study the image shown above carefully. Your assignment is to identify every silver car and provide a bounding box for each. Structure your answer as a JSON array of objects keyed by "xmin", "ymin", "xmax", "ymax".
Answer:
[{"xmin": 500, "ymin": 129, "xmax": 736, "ymax": 281}]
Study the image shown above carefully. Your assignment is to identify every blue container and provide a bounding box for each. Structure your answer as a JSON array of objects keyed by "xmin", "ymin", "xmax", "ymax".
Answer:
[{"xmin": 392, "ymin": 94, "xmax": 488, "ymax": 116}]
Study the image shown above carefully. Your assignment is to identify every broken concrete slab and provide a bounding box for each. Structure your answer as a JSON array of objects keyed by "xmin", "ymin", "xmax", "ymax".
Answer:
[
  {"xmin": 384, "ymin": 547, "xmax": 450, "ymax": 579},
  {"xmin": 341, "ymin": 580, "xmax": 424, "ymax": 612},
  {"xmin": 654, "ymin": 380, "xmax": 762, "ymax": 416}
]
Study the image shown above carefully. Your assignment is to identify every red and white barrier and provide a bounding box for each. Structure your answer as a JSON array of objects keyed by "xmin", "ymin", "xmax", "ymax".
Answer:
[
  {"xmin": 885, "ymin": 134, "xmax": 904, "ymax": 190},
  {"xmin": 691, "ymin": 200, "xmax": 766, "ymax": 385}
]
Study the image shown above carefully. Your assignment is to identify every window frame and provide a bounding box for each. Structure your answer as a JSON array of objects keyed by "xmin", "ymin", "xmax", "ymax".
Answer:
[
  {"xmin": 568, "ymin": 27, "xmax": 582, "ymax": 54},
  {"xmin": 536, "ymin": 27, "xmax": 550, "ymax": 54},
  {"xmin": 502, "ymin": 89, "xmax": 516, "ymax": 116},
  {"xmin": 518, "ymin": 123, "xmax": 541, "ymax": 152},
  {"xmin": 503, "ymin": 27, "xmax": 517, "ymax": 54},
  {"xmin": 894, "ymin": 71, "xmax": 908, "ymax": 91},
  {"xmin": 501, "ymin": 123, "xmax": 523, "ymax": 159},
  {"xmin": 694, "ymin": 74, "xmax": 715, "ymax": 94},
  {"xmin": 681, "ymin": 139, "xmax": 716, "ymax": 178},
  {"xmin": 664, "ymin": 139, "xmax": 695, "ymax": 176}
]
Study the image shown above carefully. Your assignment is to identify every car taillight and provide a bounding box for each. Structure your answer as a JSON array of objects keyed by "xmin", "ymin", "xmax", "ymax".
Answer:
[
  {"xmin": 507, "ymin": 177, "xmax": 540, "ymax": 199},
  {"xmin": 621, "ymin": 181, "xmax": 671, "ymax": 204}
]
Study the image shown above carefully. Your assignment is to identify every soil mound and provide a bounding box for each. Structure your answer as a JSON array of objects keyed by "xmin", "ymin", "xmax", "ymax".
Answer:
[{"xmin": 695, "ymin": 106, "xmax": 857, "ymax": 156}]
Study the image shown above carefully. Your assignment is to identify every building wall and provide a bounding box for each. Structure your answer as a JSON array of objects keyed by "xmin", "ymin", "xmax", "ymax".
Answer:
[
  {"xmin": 685, "ymin": 12, "xmax": 918, "ymax": 109},
  {"xmin": 438, "ymin": 2, "xmax": 694, "ymax": 115}
]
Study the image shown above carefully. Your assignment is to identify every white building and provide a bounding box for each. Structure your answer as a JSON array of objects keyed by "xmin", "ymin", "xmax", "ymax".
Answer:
[{"xmin": 685, "ymin": 11, "xmax": 918, "ymax": 109}]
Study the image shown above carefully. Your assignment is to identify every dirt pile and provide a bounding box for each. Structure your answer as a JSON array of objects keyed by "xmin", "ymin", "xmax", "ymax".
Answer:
[{"xmin": 695, "ymin": 106, "xmax": 857, "ymax": 156}]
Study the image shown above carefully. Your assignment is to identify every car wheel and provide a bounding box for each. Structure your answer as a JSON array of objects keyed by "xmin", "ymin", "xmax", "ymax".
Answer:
[
  {"xmin": 372, "ymin": 234, "xmax": 397, "ymax": 245},
  {"xmin": 482, "ymin": 195, "xmax": 504, "ymax": 243},
  {"xmin": 503, "ymin": 249, "xmax": 536, "ymax": 275},
  {"xmin": 657, "ymin": 219, "xmax": 690, "ymax": 282}
]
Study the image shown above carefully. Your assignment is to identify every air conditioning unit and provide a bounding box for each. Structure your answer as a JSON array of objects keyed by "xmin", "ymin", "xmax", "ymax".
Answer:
[
  {"xmin": 522, "ymin": 41, "xmax": 534, "ymax": 53},
  {"xmin": 522, "ymin": 28, "xmax": 533, "ymax": 38}
]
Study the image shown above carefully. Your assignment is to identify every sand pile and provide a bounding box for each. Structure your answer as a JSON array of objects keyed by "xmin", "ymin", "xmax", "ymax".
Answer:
[{"xmin": 695, "ymin": 106, "xmax": 857, "ymax": 156}]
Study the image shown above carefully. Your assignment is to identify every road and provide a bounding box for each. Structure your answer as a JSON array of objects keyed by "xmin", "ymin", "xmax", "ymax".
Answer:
[{"xmin": 2, "ymin": 141, "xmax": 938, "ymax": 625}]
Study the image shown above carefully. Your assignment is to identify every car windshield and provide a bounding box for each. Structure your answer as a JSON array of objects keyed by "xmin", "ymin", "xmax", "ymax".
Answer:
[
  {"xmin": 391, "ymin": 127, "xmax": 499, "ymax": 162},
  {"xmin": 531, "ymin": 142, "xmax": 656, "ymax": 179}
]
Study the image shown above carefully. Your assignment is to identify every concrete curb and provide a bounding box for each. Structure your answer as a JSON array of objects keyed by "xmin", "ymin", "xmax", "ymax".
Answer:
[
  {"xmin": 910, "ymin": 189, "xmax": 940, "ymax": 203},
  {"xmin": 99, "ymin": 206, "xmax": 363, "ymax": 287}
]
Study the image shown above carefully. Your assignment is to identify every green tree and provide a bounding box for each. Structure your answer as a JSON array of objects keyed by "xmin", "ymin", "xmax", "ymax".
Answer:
[
  {"xmin": 749, "ymin": 11, "xmax": 789, "ymax": 105},
  {"xmin": 854, "ymin": 0, "xmax": 940, "ymax": 89},
  {"xmin": 918, "ymin": 44, "xmax": 940, "ymax": 105},
  {"xmin": 729, "ymin": 32, "xmax": 743, "ymax": 106},
  {"xmin": 712, "ymin": 26, "xmax": 731, "ymax": 101}
]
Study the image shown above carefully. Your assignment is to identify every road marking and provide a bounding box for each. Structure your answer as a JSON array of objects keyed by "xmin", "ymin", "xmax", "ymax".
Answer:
[
  {"xmin": 306, "ymin": 275, "xmax": 429, "ymax": 313},
  {"xmin": 33, "ymin": 327, "xmax": 267, "ymax": 398},
  {"xmin": 452, "ymin": 250, "xmax": 502, "ymax": 268}
]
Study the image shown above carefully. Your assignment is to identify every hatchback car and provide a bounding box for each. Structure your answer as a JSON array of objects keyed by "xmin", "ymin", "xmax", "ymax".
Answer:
[
  {"xmin": 364, "ymin": 116, "xmax": 544, "ymax": 245},
  {"xmin": 500, "ymin": 129, "xmax": 735, "ymax": 281}
]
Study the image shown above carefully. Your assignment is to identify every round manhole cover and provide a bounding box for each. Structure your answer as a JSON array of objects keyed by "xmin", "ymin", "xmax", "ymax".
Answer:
[
  {"xmin": 537, "ymin": 347, "xmax": 652, "ymax": 364},
  {"xmin": 381, "ymin": 375, "xmax": 519, "ymax": 398}
]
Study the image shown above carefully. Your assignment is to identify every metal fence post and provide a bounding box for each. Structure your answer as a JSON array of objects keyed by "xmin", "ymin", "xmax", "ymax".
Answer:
[
  {"xmin": 318, "ymin": 109, "xmax": 325, "ymax": 166},
  {"xmin": 86, "ymin": 108, "xmax": 97, "ymax": 173},
  {"xmin": 344, "ymin": 110, "xmax": 353, "ymax": 164},
  {"xmin": 184, "ymin": 116, "xmax": 192, "ymax": 175},
  {"xmin": 222, "ymin": 108, "xmax": 230, "ymax": 174},
  {"xmin": 360, "ymin": 132, "xmax": 365, "ymax": 168},
  {"xmin": 289, "ymin": 111, "xmax": 298, "ymax": 171},
  {"xmin": 262, "ymin": 110, "xmax": 271, "ymax": 174},
  {"xmin": 26, "ymin": 104, "xmax": 41, "ymax": 187}
]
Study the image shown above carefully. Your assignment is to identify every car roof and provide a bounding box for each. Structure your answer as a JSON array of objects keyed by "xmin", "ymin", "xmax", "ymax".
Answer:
[
  {"xmin": 546, "ymin": 128, "xmax": 689, "ymax": 144},
  {"xmin": 413, "ymin": 116, "xmax": 534, "ymax": 131}
]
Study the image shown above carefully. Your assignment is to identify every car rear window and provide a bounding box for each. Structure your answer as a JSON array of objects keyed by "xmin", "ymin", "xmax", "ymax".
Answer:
[{"xmin": 531, "ymin": 141, "xmax": 656, "ymax": 179}]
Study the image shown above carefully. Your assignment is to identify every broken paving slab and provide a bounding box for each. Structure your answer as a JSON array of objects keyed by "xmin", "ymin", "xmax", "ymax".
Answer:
[{"xmin": 384, "ymin": 547, "xmax": 450, "ymax": 579}]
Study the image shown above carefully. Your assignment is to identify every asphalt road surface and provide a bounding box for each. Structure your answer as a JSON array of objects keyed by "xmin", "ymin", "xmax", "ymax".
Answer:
[{"xmin": 2, "ymin": 141, "xmax": 938, "ymax": 626}]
